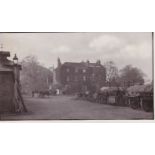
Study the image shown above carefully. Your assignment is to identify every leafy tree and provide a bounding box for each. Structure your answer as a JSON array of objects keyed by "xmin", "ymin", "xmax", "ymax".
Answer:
[
  {"xmin": 119, "ymin": 65, "xmax": 145, "ymax": 87},
  {"xmin": 20, "ymin": 55, "xmax": 52, "ymax": 94}
]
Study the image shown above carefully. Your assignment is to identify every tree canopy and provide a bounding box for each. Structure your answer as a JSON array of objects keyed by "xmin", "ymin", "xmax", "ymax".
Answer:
[
  {"xmin": 104, "ymin": 62, "xmax": 146, "ymax": 87},
  {"xmin": 20, "ymin": 55, "xmax": 53, "ymax": 94},
  {"xmin": 119, "ymin": 65, "xmax": 145, "ymax": 87}
]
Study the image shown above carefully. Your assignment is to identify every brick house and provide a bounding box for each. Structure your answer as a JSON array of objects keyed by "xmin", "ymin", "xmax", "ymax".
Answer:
[{"xmin": 53, "ymin": 58, "xmax": 106, "ymax": 94}]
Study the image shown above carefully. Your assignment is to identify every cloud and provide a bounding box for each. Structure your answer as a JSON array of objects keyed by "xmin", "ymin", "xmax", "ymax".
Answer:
[
  {"xmin": 52, "ymin": 45, "xmax": 71, "ymax": 54},
  {"xmin": 0, "ymin": 32, "xmax": 152, "ymax": 80},
  {"xmin": 89, "ymin": 35, "xmax": 125, "ymax": 51},
  {"xmin": 87, "ymin": 33, "xmax": 152, "ymax": 80},
  {"xmin": 88, "ymin": 33, "xmax": 152, "ymax": 60},
  {"xmin": 119, "ymin": 42, "xmax": 152, "ymax": 59}
]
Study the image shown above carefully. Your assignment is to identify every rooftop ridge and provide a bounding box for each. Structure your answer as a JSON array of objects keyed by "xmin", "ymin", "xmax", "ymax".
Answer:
[
  {"xmin": 63, "ymin": 61, "xmax": 97, "ymax": 64},
  {"xmin": 0, "ymin": 51, "xmax": 10, "ymax": 57}
]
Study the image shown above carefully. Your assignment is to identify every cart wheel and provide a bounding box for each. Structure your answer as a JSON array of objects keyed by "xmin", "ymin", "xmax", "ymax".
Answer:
[
  {"xmin": 142, "ymin": 102, "xmax": 153, "ymax": 112},
  {"xmin": 130, "ymin": 102, "xmax": 139, "ymax": 109}
]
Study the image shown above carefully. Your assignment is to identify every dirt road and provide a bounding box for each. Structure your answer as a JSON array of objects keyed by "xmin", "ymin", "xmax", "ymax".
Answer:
[{"xmin": 1, "ymin": 95, "xmax": 154, "ymax": 120}]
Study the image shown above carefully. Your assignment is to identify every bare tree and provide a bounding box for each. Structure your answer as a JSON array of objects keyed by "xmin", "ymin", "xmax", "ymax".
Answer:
[
  {"xmin": 104, "ymin": 61, "xmax": 119, "ymax": 86},
  {"xmin": 20, "ymin": 55, "xmax": 52, "ymax": 94}
]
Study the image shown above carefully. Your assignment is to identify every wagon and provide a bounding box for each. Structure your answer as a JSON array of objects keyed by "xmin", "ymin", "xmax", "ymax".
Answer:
[
  {"xmin": 140, "ymin": 84, "xmax": 153, "ymax": 112},
  {"xmin": 127, "ymin": 84, "xmax": 153, "ymax": 112},
  {"xmin": 99, "ymin": 87, "xmax": 125, "ymax": 105}
]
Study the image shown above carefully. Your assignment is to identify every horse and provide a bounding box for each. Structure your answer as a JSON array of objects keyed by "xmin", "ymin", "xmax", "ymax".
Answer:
[{"xmin": 38, "ymin": 90, "xmax": 50, "ymax": 98}]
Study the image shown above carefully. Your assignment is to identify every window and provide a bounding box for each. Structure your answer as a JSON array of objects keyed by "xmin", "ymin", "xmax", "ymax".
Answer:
[
  {"xmin": 83, "ymin": 76, "xmax": 86, "ymax": 81},
  {"xmin": 75, "ymin": 68, "xmax": 78, "ymax": 73},
  {"xmin": 75, "ymin": 76, "xmax": 78, "ymax": 81},
  {"xmin": 66, "ymin": 76, "xmax": 70, "ymax": 82},
  {"xmin": 66, "ymin": 68, "xmax": 70, "ymax": 72},
  {"xmin": 83, "ymin": 69, "xmax": 86, "ymax": 73},
  {"xmin": 92, "ymin": 73, "xmax": 95, "ymax": 80}
]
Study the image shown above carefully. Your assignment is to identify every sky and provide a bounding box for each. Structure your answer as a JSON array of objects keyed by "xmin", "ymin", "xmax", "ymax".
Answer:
[{"xmin": 0, "ymin": 32, "xmax": 153, "ymax": 81}]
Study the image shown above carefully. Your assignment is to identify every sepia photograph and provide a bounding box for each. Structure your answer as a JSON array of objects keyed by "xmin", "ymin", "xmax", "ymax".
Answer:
[
  {"xmin": 1, "ymin": 1, "xmax": 155, "ymax": 155},
  {"xmin": 0, "ymin": 32, "xmax": 154, "ymax": 120}
]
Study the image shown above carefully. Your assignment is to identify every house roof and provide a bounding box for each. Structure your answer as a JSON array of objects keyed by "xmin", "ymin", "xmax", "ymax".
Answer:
[
  {"xmin": 0, "ymin": 64, "xmax": 13, "ymax": 72},
  {"xmin": 0, "ymin": 51, "xmax": 10, "ymax": 57},
  {"xmin": 100, "ymin": 86, "xmax": 124, "ymax": 93},
  {"xmin": 0, "ymin": 51, "xmax": 22, "ymax": 71},
  {"xmin": 62, "ymin": 62, "xmax": 103, "ymax": 68},
  {"xmin": 127, "ymin": 84, "xmax": 153, "ymax": 93}
]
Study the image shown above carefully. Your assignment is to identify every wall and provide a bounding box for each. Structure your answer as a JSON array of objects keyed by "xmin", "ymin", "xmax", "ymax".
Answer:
[
  {"xmin": 0, "ymin": 72, "xmax": 14, "ymax": 113},
  {"xmin": 59, "ymin": 64, "xmax": 106, "ymax": 93}
]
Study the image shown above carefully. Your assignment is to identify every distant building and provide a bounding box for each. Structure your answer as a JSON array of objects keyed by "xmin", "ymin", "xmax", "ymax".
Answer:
[{"xmin": 53, "ymin": 58, "xmax": 106, "ymax": 94}]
